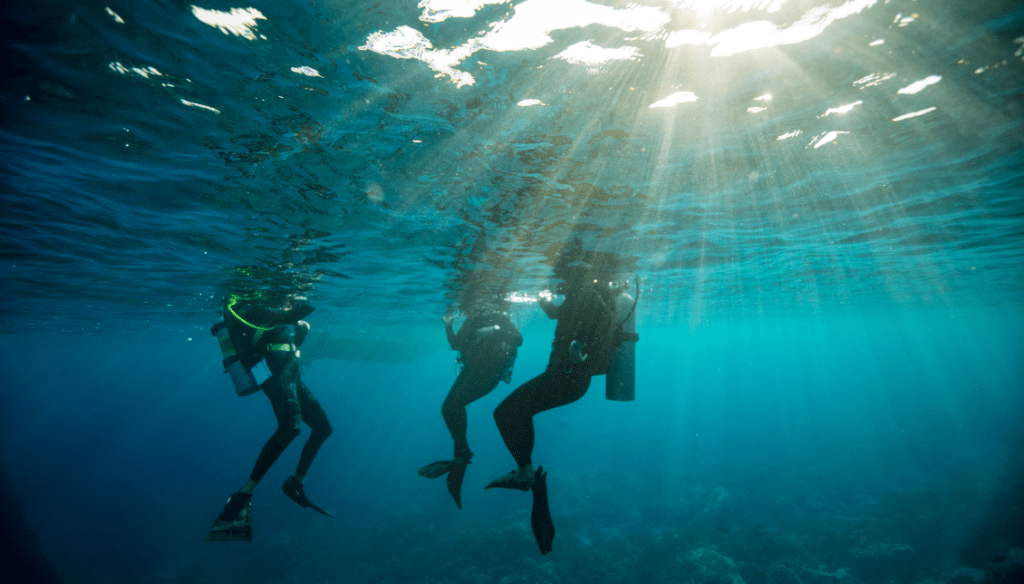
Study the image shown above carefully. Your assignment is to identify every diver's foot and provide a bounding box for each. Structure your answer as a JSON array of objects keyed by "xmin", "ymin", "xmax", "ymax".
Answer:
[
  {"xmin": 485, "ymin": 467, "xmax": 534, "ymax": 491},
  {"xmin": 222, "ymin": 491, "xmax": 253, "ymax": 521},
  {"xmin": 282, "ymin": 476, "xmax": 335, "ymax": 517},
  {"xmin": 515, "ymin": 463, "xmax": 536, "ymax": 486},
  {"xmin": 454, "ymin": 450, "xmax": 474, "ymax": 467},
  {"xmin": 282, "ymin": 476, "xmax": 311, "ymax": 508}
]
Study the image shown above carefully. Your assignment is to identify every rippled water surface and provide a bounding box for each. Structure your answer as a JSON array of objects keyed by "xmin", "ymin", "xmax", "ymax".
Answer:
[{"xmin": 3, "ymin": 0, "xmax": 1022, "ymax": 332}]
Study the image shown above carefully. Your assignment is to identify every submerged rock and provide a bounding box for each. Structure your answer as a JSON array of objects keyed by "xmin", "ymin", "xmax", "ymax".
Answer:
[
  {"xmin": 765, "ymin": 564, "xmax": 803, "ymax": 584},
  {"xmin": 687, "ymin": 546, "xmax": 745, "ymax": 584},
  {"xmin": 849, "ymin": 543, "xmax": 921, "ymax": 583},
  {"xmin": 948, "ymin": 566, "xmax": 985, "ymax": 584},
  {"xmin": 984, "ymin": 548, "xmax": 1024, "ymax": 584}
]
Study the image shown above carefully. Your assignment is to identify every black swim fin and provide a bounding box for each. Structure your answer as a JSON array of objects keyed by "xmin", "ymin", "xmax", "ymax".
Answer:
[
  {"xmin": 447, "ymin": 462, "xmax": 467, "ymax": 509},
  {"xmin": 530, "ymin": 467, "xmax": 554, "ymax": 555},
  {"xmin": 206, "ymin": 497, "xmax": 252, "ymax": 542},
  {"xmin": 417, "ymin": 459, "xmax": 454, "ymax": 479},
  {"xmin": 283, "ymin": 477, "xmax": 334, "ymax": 517},
  {"xmin": 418, "ymin": 451, "xmax": 473, "ymax": 481},
  {"xmin": 484, "ymin": 470, "xmax": 533, "ymax": 491}
]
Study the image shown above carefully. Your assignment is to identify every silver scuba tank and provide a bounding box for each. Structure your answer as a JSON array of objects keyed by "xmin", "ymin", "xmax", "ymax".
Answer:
[
  {"xmin": 211, "ymin": 321, "xmax": 262, "ymax": 397},
  {"xmin": 605, "ymin": 289, "xmax": 637, "ymax": 401}
]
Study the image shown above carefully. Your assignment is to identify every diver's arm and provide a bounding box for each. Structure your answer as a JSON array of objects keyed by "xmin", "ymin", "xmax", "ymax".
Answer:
[
  {"xmin": 443, "ymin": 315, "xmax": 458, "ymax": 350},
  {"xmin": 283, "ymin": 301, "xmax": 314, "ymax": 324},
  {"xmin": 244, "ymin": 301, "xmax": 315, "ymax": 327},
  {"xmin": 538, "ymin": 297, "xmax": 559, "ymax": 320}
]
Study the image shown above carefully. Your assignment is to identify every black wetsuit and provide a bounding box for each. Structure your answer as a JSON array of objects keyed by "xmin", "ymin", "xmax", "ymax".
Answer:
[
  {"xmin": 228, "ymin": 303, "xmax": 333, "ymax": 483},
  {"xmin": 249, "ymin": 324, "xmax": 333, "ymax": 482},
  {"xmin": 493, "ymin": 286, "xmax": 614, "ymax": 468},
  {"xmin": 442, "ymin": 313, "xmax": 522, "ymax": 458}
]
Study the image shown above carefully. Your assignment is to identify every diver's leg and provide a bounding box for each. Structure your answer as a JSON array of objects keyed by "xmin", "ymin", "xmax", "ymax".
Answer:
[
  {"xmin": 493, "ymin": 367, "xmax": 592, "ymax": 469},
  {"xmin": 442, "ymin": 367, "xmax": 501, "ymax": 457},
  {"xmin": 248, "ymin": 345, "xmax": 302, "ymax": 484},
  {"xmin": 220, "ymin": 364, "xmax": 300, "ymax": 520},
  {"xmin": 249, "ymin": 373, "xmax": 302, "ymax": 483},
  {"xmin": 281, "ymin": 378, "xmax": 335, "ymax": 515},
  {"xmin": 295, "ymin": 379, "xmax": 332, "ymax": 478}
]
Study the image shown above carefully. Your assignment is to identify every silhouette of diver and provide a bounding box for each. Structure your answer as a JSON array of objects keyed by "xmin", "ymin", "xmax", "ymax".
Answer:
[
  {"xmin": 487, "ymin": 264, "xmax": 626, "ymax": 554},
  {"xmin": 418, "ymin": 309, "xmax": 522, "ymax": 509},
  {"xmin": 207, "ymin": 296, "xmax": 333, "ymax": 541}
]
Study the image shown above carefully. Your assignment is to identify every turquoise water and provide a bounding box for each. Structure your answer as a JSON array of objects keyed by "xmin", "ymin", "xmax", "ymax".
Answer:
[{"xmin": 1, "ymin": 1, "xmax": 1022, "ymax": 583}]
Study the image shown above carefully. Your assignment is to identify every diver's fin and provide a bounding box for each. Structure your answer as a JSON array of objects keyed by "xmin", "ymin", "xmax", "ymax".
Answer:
[
  {"xmin": 417, "ymin": 459, "xmax": 454, "ymax": 479},
  {"xmin": 282, "ymin": 476, "xmax": 334, "ymax": 517},
  {"xmin": 484, "ymin": 470, "xmax": 532, "ymax": 491},
  {"xmin": 307, "ymin": 502, "xmax": 334, "ymax": 517},
  {"xmin": 206, "ymin": 506, "xmax": 252, "ymax": 541},
  {"xmin": 530, "ymin": 467, "xmax": 554, "ymax": 555},
  {"xmin": 446, "ymin": 462, "xmax": 468, "ymax": 509},
  {"xmin": 418, "ymin": 452, "xmax": 472, "ymax": 481}
]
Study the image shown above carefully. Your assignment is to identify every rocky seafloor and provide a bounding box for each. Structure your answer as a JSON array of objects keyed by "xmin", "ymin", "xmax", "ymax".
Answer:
[{"xmin": 161, "ymin": 451, "xmax": 1023, "ymax": 584}]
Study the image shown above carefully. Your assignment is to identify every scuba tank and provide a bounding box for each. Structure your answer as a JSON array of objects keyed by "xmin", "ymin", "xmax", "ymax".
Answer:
[
  {"xmin": 211, "ymin": 321, "xmax": 263, "ymax": 397},
  {"xmin": 606, "ymin": 279, "xmax": 639, "ymax": 401}
]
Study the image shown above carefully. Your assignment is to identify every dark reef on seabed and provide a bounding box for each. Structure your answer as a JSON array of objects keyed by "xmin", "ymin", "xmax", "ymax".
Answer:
[
  {"xmin": 0, "ymin": 463, "xmax": 64, "ymax": 584},
  {"xmin": 184, "ymin": 455, "xmax": 1024, "ymax": 584},
  {"xmin": 957, "ymin": 433, "xmax": 1024, "ymax": 584}
]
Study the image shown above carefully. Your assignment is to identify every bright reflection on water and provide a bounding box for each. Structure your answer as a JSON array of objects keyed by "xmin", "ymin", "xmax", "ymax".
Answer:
[
  {"xmin": 898, "ymin": 75, "xmax": 942, "ymax": 94},
  {"xmin": 362, "ymin": 0, "xmax": 669, "ymax": 86},
  {"xmin": 364, "ymin": 0, "xmax": 881, "ymax": 82},
  {"xmin": 189, "ymin": 5, "xmax": 267, "ymax": 41}
]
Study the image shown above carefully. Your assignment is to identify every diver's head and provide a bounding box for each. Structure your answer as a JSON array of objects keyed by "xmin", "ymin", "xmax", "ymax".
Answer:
[{"xmin": 556, "ymin": 262, "xmax": 604, "ymax": 297}]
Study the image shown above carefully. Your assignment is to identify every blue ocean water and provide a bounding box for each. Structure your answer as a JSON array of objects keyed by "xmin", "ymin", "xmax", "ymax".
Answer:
[{"xmin": 1, "ymin": 1, "xmax": 1023, "ymax": 583}]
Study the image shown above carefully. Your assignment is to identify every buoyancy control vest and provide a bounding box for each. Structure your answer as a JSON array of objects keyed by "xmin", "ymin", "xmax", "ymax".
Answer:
[
  {"xmin": 456, "ymin": 312, "xmax": 523, "ymax": 379},
  {"xmin": 551, "ymin": 280, "xmax": 640, "ymax": 395},
  {"xmin": 551, "ymin": 284, "xmax": 617, "ymax": 376},
  {"xmin": 212, "ymin": 299, "xmax": 315, "ymax": 396}
]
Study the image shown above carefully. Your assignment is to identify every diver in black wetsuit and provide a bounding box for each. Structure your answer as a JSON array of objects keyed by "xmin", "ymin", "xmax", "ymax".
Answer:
[
  {"xmin": 486, "ymin": 266, "xmax": 622, "ymax": 554},
  {"xmin": 417, "ymin": 310, "xmax": 522, "ymax": 508},
  {"xmin": 212, "ymin": 297, "xmax": 334, "ymax": 536}
]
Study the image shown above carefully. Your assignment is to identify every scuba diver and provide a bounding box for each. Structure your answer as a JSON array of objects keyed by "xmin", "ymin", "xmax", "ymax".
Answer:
[
  {"xmin": 417, "ymin": 309, "xmax": 523, "ymax": 509},
  {"xmin": 486, "ymin": 265, "xmax": 638, "ymax": 554},
  {"xmin": 206, "ymin": 295, "xmax": 334, "ymax": 541}
]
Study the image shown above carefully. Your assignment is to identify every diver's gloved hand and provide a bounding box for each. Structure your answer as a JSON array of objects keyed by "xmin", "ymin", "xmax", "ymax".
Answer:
[
  {"xmin": 294, "ymin": 320, "xmax": 310, "ymax": 347},
  {"xmin": 537, "ymin": 288, "xmax": 555, "ymax": 304},
  {"xmin": 569, "ymin": 340, "xmax": 588, "ymax": 364}
]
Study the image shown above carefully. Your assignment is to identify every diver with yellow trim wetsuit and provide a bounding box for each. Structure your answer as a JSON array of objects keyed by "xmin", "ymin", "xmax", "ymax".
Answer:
[{"xmin": 207, "ymin": 296, "xmax": 333, "ymax": 541}]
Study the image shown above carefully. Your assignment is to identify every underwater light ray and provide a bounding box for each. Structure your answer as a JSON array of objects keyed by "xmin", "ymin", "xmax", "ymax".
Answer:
[
  {"xmin": 436, "ymin": 64, "xmax": 649, "ymax": 262},
  {"xmin": 631, "ymin": 45, "xmax": 718, "ymax": 324}
]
